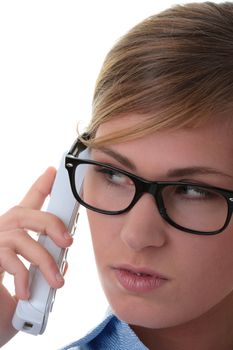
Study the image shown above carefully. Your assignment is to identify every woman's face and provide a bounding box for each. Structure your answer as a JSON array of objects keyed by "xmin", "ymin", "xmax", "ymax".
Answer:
[{"xmin": 86, "ymin": 114, "xmax": 233, "ymax": 329}]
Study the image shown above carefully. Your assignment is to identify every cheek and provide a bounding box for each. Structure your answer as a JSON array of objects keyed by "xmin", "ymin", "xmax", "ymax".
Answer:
[
  {"xmin": 86, "ymin": 210, "xmax": 123, "ymax": 261},
  {"xmin": 87, "ymin": 209, "xmax": 233, "ymax": 328},
  {"xmin": 161, "ymin": 231, "xmax": 233, "ymax": 325},
  {"xmin": 193, "ymin": 230, "xmax": 233, "ymax": 287}
]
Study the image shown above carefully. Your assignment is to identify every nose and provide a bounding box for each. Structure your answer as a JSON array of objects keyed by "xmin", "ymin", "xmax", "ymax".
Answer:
[{"xmin": 120, "ymin": 193, "xmax": 168, "ymax": 252}]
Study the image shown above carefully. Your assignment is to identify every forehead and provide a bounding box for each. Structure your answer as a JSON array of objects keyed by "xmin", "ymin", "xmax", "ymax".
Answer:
[
  {"xmin": 95, "ymin": 113, "xmax": 233, "ymax": 179},
  {"xmin": 95, "ymin": 112, "xmax": 233, "ymax": 147}
]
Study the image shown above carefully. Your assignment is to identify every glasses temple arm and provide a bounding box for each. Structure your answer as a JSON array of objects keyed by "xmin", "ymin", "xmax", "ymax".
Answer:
[{"xmin": 67, "ymin": 133, "xmax": 90, "ymax": 157}]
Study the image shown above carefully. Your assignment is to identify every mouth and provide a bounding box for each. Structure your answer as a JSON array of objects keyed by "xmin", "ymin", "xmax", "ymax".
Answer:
[{"xmin": 112, "ymin": 265, "xmax": 169, "ymax": 293}]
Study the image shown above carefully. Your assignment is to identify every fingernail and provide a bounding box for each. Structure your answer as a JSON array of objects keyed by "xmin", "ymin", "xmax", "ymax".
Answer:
[{"xmin": 63, "ymin": 231, "xmax": 72, "ymax": 240}]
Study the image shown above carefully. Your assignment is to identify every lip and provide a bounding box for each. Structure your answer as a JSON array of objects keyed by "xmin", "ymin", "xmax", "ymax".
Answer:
[{"xmin": 112, "ymin": 264, "xmax": 169, "ymax": 293}]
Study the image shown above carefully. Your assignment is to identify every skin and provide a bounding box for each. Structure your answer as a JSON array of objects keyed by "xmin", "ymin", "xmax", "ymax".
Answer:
[
  {"xmin": 0, "ymin": 167, "xmax": 73, "ymax": 346},
  {"xmin": 87, "ymin": 114, "xmax": 233, "ymax": 350},
  {"xmin": 1, "ymin": 114, "xmax": 233, "ymax": 349}
]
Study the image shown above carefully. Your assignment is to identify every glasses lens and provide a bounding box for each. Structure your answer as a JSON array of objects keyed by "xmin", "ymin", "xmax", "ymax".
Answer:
[
  {"xmin": 74, "ymin": 163, "xmax": 136, "ymax": 212},
  {"xmin": 162, "ymin": 184, "xmax": 228, "ymax": 232}
]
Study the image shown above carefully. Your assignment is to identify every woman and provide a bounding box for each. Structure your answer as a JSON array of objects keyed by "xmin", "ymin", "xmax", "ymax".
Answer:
[{"xmin": 1, "ymin": 2, "xmax": 233, "ymax": 349}]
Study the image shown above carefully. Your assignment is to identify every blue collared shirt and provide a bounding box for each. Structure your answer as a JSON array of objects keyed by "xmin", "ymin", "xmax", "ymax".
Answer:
[{"xmin": 62, "ymin": 312, "xmax": 148, "ymax": 350}]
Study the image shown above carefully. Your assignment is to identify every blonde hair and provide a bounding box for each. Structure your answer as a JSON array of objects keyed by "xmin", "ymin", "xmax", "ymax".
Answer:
[{"xmin": 81, "ymin": 2, "xmax": 233, "ymax": 147}]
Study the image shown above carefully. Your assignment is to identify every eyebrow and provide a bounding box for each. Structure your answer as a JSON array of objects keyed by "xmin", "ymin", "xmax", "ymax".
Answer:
[
  {"xmin": 95, "ymin": 147, "xmax": 137, "ymax": 171},
  {"xmin": 166, "ymin": 167, "xmax": 233, "ymax": 180},
  {"xmin": 95, "ymin": 147, "xmax": 233, "ymax": 180}
]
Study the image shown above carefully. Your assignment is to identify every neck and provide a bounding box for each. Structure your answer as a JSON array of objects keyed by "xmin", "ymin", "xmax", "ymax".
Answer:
[{"xmin": 131, "ymin": 293, "xmax": 233, "ymax": 350}]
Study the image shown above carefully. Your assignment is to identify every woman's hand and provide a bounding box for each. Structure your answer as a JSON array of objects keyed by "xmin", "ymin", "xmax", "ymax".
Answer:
[{"xmin": 0, "ymin": 167, "xmax": 73, "ymax": 346}]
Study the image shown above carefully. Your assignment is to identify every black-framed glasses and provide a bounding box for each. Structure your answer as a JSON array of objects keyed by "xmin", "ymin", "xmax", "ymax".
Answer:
[{"xmin": 65, "ymin": 139, "xmax": 233, "ymax": 235}]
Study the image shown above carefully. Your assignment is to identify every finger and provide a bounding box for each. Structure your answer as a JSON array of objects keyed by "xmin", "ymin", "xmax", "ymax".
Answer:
[
  {"xmin": 0, "ymin": 207, "xmax": 73, "ymax": 247},
  {"xmin": 19, "ymin": 167, "xmax": 56, "ymax": 209},
  {"xmin": 2, "ymin": 230, "xmax": 65, "ymax": 289},
  {"xmin": 0, "ymin": 247, "xmax": 29, "ymax": 300}
]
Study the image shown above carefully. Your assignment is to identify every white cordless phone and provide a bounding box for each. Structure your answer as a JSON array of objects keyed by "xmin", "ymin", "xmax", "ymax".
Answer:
[{"xmin": 12, "ymin": 149, "xmax": 87, "ymax": 335}]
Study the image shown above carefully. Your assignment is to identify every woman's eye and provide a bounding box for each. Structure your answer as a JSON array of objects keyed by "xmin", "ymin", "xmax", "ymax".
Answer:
[
  {"xmin": 176, "ymin": 185, "xmax": 212, "ymax": 199},
  {"xmin": 95, "ymin": 166, "xmax": 130, "ymax": 185},
  {"xmin": 107, "ymin": 170, "xmax": 126, "ymax": 184}
]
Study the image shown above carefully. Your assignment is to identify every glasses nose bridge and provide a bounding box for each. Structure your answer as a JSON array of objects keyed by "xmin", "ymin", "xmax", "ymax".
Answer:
[
  {"xmin": 142, "ymin": 180, "xmax": 159, "ymax": 198},
  {"xmin": 138, "ymin": 180, "xmax": 167, "ymax": 218},
  {"xmin": 137, "ymin": 180, "xmax": 163, "ymax": 213}
]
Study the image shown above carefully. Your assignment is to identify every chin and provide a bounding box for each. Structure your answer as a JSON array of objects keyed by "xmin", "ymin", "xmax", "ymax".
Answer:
[
  {"xmin": 107, "ymin": 292, "xmax": 210, "ymax": 330},
  {"xmin": 108, "ymin": 295, "xmax": 180, "ymax": 329}
]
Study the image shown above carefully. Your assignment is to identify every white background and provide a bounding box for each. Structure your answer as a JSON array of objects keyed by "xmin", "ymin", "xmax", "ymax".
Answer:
[{"xmin": 0, "ymin": 1, "xmax": 223, "ymax": 349}]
